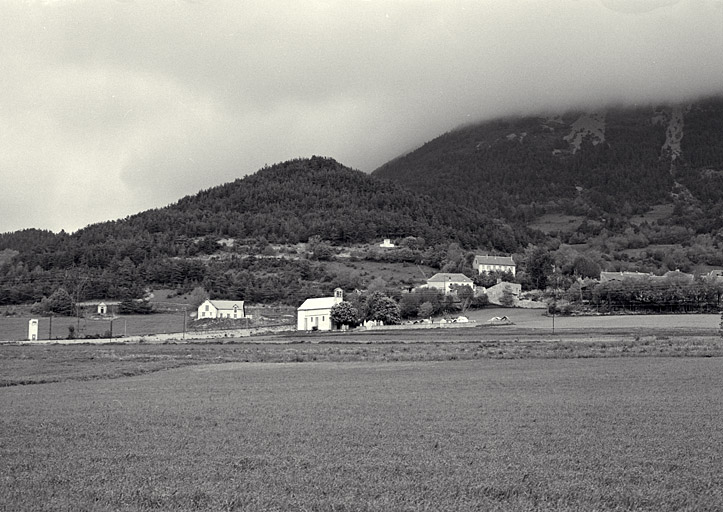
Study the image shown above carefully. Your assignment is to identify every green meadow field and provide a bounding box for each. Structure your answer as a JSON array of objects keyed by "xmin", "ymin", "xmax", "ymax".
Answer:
[
  {"xmin": 1, "ymin": 309, "xmax": 720, "ymax": 342},
  {"xmin": 2, "ymin": 339, "xmax": 723, "ymax": 511},
  {"xmin": 0, "ymin": 313, "xmax": 189, "ymax": 342}
]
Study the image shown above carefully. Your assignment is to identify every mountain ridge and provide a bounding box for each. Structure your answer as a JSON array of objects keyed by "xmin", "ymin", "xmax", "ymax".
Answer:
[{"xmin": 373, "ymin": 96, "xmax": 723, "ymax": 225}]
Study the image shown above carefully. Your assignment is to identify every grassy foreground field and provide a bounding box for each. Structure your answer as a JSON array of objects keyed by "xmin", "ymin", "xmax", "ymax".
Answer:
[
  {"xmin": 2, "ymin": 357, "xmax": 723, "ymax": 511},
  {"xmin": 2, "ymin": 331, "xmax": 723, "ymax": 387}
]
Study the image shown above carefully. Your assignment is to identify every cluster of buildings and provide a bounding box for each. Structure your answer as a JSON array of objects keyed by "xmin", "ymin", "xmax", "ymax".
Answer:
[
  {"xmin": 192, "ymin": 254, "xmax": 519, "ymax": 332},
  {"xmin": 292, "ymin": 255, "xmax": 518, "ymax": 332},
  {"xmin": 194, "ymin": 260, "xmax": 723, "ymax": 333}
]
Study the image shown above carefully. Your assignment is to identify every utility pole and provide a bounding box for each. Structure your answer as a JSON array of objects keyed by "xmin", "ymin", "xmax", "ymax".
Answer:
[
  {"xmin": 74, "ymin": 275, "xmax": 88, "ymax": 339},
  {"xmin": 551, "ymin": 268, "xmax": 559, "ymax": 335},
  {"xmin": 48, "ymin": 314, "xmax": 53, "ymax": 340},
  {"xmin": 183, "ymin": 306, "xmax": 187, "ymax": 340}
]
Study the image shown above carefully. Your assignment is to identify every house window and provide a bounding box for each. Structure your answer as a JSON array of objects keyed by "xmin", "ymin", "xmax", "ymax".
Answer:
[{"xmin": 205, "ymin": 305, "xmax": 209, "ymax": 311}]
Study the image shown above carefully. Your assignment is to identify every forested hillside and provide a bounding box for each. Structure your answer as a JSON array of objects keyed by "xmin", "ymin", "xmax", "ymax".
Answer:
[
  {"xmin": 2, "ymin": 99, "xmax": 723, "ymax": 312},
  {"xmin": 0, "ymin": 157, "xmax": 526, "ymax": 306},
  {"xmin": 374, "ymin": 97, "xmax": 723, "ymax": 227}
]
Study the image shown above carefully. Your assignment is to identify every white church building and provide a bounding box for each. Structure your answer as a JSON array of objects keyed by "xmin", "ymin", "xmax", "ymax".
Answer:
[{"xmin": 297, "ymin": 288, "xmax": 343, "ymax": 331}]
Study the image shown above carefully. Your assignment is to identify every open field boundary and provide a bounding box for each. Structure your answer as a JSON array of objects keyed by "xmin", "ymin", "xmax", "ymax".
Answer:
[
  {"xmin": 362, "ymin": 320, "xmax": 479, "ymax": 331},
  {"xmin": 0, "ymin": 323, "xmax": 296, "ymax": 345}
]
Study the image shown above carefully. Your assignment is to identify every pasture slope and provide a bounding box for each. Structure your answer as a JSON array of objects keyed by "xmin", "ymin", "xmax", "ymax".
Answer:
[{"xmin": 1, "ymin": 357, "xmax": 723, "ymax": 511}]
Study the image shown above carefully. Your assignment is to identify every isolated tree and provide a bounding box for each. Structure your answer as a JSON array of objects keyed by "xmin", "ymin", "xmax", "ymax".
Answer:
[
  {"xmin": 525, "ymin": 246, "xmax": 554, "ymax": 290},
  {"xmin": 451, "ymin": 284, "xmax": 475, "ymax": 313},
  {"xmin": 418, "ymin": 301, "xmax": 434, "ymax": 319},
  {"xmin": 119, "ymin": 298, "xmax": 153, "ymax": 315},
  {"xmin": 471, "ymin": 293, "xmax": 489, "ymax": 309},
  {"xmin": 399, "ymin": 293, "xmax": 421, "ymax": 319},
  {"xmin": 441, "ymin": 294, "xmax": 457, "ymax": 314},
  {"xmin": 365, "ymin": 277, "xmax": 388, "ymax": 295},
  {"xmin": 330, "ymin": 301, "xmax": 361, "ymax": 328},
  {"xmin": 46, "ymin": 287, "xmax": 74, "ymax": 316},
  {"xmin": 572, "ymin": 255, "xmax": 601, "ymax": 279},
  {"xmin": 306, "ymin": 235, "xmax": 334, "ymax": 261},
  {"xmin": 366, "ymin": 292, "xmax": 401, "ymax": 325},
  {"xmin": 187, "ymin": 286, "xmax": 210, "ymax": 309},
  {"xmin": 499, "ymin": 288, "xmax": 515, "ymax": 308}
]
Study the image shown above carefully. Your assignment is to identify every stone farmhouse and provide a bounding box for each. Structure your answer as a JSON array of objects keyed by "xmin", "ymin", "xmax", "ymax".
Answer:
[
  {"xmin": 484, "ymin": 281, "xmax": 522, "ymax": 305},
  {"xmin": 474, "ymin": 255, "xmax": 516, "ymax": 276},
  {"xmin": 424, "ymin": 273, "xmax": 475, "ymax": 295},
  {"xmin": 297, "ymin": 288, "xmax": 343, "ymax": 331},
  {"xmin": 197, "ymin": 299, "xmax": 245, "ymax": 320}
]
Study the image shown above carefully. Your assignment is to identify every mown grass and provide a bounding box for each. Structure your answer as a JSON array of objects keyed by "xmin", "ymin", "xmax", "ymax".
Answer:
[
  {"xmin": 1, "ymin": 331, "xmax": 722, "ymax": 387},
  {"xmin": 1, "ymin": 358, "xmax": 722, "ymax": 511}
]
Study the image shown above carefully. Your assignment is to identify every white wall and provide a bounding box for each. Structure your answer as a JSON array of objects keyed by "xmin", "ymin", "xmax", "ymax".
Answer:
[{"xmin": 297, "ymin": 309, "xmax": 333, "ymax": 331}]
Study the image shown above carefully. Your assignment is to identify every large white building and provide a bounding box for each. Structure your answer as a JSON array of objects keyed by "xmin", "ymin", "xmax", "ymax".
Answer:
[
  {"xmin": 425, "ymin": 273, "xmax": 475, "ymax": 295},
  {"xmin": 474, "ymin": 255, "xmax": 516, "ymax": 276},
  {"xmin": 297, "ymin": 288, "xmax": 343, "ymax": 331},
  {"xmin": 197, "ymin": 299, "xmax": 245, "ymax": 320}
]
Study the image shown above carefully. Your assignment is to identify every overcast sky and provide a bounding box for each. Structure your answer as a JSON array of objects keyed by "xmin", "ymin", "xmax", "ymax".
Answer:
[{"xmin": 1, "ymin": 0, "xmax": 722, "ymax": 234}]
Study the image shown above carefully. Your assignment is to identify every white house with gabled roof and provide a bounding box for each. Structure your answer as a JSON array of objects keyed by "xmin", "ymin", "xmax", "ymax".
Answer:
[
  {"xmin": 297, "ymin": 288, "xmax": 343, "ymax": 331},
  {"xmin": 197, "ymin": 299, "xmax": 245, "ymax": 320},
  {"xmin": 474, "ymin": 255, "xmax": 516, "ymax": 276},
  {"xmin": 425, "ymin": 273, "xmax": 475, "ymax": 295}
]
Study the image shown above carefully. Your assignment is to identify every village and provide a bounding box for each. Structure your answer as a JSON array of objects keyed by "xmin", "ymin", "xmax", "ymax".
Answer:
[{"xmin": 15, "ymin": 242, "xmax": 723, "ymax": 343}]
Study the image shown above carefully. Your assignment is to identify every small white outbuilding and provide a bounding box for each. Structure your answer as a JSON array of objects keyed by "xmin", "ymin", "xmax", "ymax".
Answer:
[
  {"xmin": 28, "ymin": 319, "xmax": 39, "ymax": 341},
  {"xmin": 297, "ymin": 288, "xmax": 343, "ymax": 331}
]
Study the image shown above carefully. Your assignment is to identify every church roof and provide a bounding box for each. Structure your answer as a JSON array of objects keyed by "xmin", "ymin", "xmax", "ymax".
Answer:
[{"xmin": 297, "ymin": 297, "xmax": 340, "ymax": 311}]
